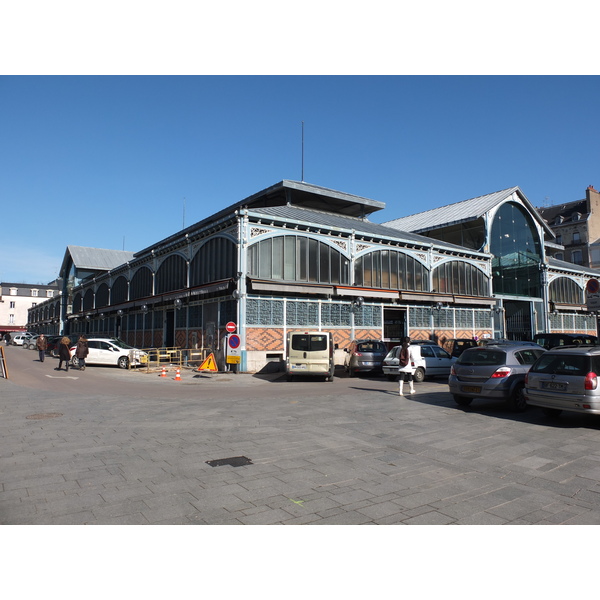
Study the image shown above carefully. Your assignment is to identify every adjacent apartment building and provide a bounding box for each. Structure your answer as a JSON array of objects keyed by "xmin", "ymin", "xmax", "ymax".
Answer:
[
  {"xmin": 537, "ymin": 185, "xmax": 600, "ymax": 268},
  {"xmin": 0, "ymin": 281, "xmax": 59, "ymax": 337}
]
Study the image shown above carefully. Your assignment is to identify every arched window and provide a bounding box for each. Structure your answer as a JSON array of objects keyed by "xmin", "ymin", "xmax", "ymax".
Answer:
[
  {"xmin": 130, "ymin": 267, "xmax": 153, "ymax": 300},
  {"xmin": 95, "ymin": 283, "xmax": 109, "ymax": 308},
  {"xmin": 490, "ymin": 202, "xmax": 542, "ymax": 297},
  {"xmin": 190, "ymin": 237, "xmax": 237, "ymax": 287},
  {"xmin": 432, "ymin": 261, "xmax": 488, "ymax": 296},
  {"xmin": 355, "ymin": 250, "xmax": 427, "ymax": 291},
  {"xmin": 155, "ymin": 255, "xmax": 187, "ymax": 294},
  {"xmin": 72, "ymin": 292, "xmax": 83, "ymax": 313},
  {"xmin": 111, "ymin": 276, "xmax": 128, "ymax": 304},
  {"xmin": 549, "ymin": 277, "xmax": 584, "ymax": 304},
  {"xmin": 248, "ymin": 235, "xmax": 349, "ymax": 285},
  {"xmin": 83, "ymin": 289, "xmax": 94, "ymax": 311}
]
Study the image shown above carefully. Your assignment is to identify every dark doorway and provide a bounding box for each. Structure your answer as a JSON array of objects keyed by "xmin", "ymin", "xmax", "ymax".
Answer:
[
  {"xmin": 165, "ymin": 310, "xmax": 175, "ymax": 347},
  {"xmin": 383, "ymin": 308, "xmax": 406, "ymax": 345},
  {"xmin": 504, "ymin": 300, "xmax": 533, "ymax": 341}
]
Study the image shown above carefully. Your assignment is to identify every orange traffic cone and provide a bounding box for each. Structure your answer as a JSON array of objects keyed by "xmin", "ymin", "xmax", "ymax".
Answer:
[
  {"xmin": 174, "ymin": 368, "xmax": 181, "ymax": 381},
  {"xmin": 160, "ymin": 367, "xmax": 167, "ymax": 378}
]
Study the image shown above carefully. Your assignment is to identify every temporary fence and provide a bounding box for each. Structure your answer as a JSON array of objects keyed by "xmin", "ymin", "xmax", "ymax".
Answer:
[{"xmin": 131, "ymin": 346, "xmax": 212, "ymax": 372}]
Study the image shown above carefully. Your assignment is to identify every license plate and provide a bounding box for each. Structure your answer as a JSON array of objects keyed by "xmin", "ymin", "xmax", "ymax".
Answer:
[
  {"xmin": 292, "ymin": 364, "xmax": 307, "ymax": 369},
  {"xmin": 542, "ymin": 381, "xmax": 566, "ymax": 391},
  {"xmin": 462, "ymin": 386, "xmax": 481, "ymax": 393}
]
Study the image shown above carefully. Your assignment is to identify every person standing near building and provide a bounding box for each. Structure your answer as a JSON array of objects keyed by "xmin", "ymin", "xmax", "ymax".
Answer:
[
  {"xmin": 75, "ymin": 335, "xmax": 89, "ymax": 371},
  {"xmin": 397, "ymin": 337, "xmax": 421, "ymax": 395},
  {"xmin": 56, "ymin": 336, "xmax": 72, "ymax": 372},
  {"xmin": 36, "ymin": 333, "xmax": 48, "ymax": 362}
]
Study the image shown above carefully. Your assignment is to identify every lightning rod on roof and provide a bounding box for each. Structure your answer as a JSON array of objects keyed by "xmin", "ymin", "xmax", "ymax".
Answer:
[{"xmin": 301, "ymin": 121, "xmax": 305, "ymax": 182}]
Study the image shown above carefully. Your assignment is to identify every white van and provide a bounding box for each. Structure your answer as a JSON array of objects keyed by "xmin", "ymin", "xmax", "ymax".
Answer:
[{"xmin": 286, "ymin": 331, "xmax": 335, "ymax": 381}]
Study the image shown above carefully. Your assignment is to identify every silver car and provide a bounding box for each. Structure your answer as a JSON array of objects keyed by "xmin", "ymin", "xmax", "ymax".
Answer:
[
  {"xmin": 382, "ymin": 343, "xmax": 451, "ymax": 383},
  {"xmin": 448, "ymin": 342, "xmax": 546, "ymax": 412},
  {"xmin": 525, "ymin": 346, "xmax": 600, "ymax": 417}
]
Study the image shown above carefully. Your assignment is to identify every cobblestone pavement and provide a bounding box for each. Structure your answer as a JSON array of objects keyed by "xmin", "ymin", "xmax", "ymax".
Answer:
[{"xmin": 3, "ymin": 356, "xmax": 600, "ymax": 525}]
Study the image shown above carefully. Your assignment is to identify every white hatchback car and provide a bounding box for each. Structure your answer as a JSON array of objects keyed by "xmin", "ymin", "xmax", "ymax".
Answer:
[
  {"xmin": 69, "ymin": 338, "xmax": 147, "ymax": 369},
  {"xmin": 11, "ymin": 333, "xmax": 33, "ymax": 346}
]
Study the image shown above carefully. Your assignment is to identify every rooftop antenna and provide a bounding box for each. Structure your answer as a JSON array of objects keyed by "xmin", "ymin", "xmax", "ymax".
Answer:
[
  {"xmin": 301, "ymin": 121, "xmax": 305, "ymax": 182},
  {"xmin": 122, "ymin": 236, "xmax": 125, "ymax": 251}
]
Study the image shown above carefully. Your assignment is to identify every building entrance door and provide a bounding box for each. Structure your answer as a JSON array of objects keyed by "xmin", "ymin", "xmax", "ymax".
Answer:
[
  {"xmin": 165, "ymin": 310, "xmax": 175, "ymax": 347},
  {"xmin": 504, "ymin": 300, "xmax": 533, "ymax": 341},
  {"xmin": 383, "ymin": 308, "xmax": 406, "ymax": 345}
]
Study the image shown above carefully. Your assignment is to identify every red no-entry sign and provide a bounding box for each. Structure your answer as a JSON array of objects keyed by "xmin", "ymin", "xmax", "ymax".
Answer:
[{"xmin": 226, "ymin": 321, "xmax": 237, "ymax": 333}]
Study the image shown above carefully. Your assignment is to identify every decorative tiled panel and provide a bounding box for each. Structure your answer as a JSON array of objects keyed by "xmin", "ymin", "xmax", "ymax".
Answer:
[{"xmin": 247, "ymin": 328, "xmax": 284, "ymax": 351}]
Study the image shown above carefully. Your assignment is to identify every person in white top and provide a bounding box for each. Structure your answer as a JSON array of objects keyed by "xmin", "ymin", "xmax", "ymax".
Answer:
[{"xmin": 397, "ymin": 337, "xmax": 421, "ymax": 395}]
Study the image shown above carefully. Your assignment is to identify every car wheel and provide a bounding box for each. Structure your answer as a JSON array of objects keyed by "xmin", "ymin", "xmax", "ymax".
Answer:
[
  {"xmin": 453, "ymin": 394, "xmax": 473, "ymax": 406},
  {"xmin": 413, "ymin": 367, "xmax": 425, "ymax": 383},
  {"xmin": 71, "ymin": 356, "xmax": 79, "ymax": 368},
  {"xmin": 117, "ymin": 356, "xmax": 129, "ymax": 369},
  {"xmin": 286, "ymin": 374, "xmax": 293, "ymax": 382},
  {"xmin": 542, "ymin": 407, "xmax": 562, "ymax": 418},
  {"xmin": 508, "ymin": 383, "xmax": 527, "ymax": 412},
  {"xmin": 386, "ymin": 374, "xmax": 397, "ymax": 382}
]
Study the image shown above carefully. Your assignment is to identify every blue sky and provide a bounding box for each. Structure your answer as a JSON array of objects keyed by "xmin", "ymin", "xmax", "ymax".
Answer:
[
  {"xmin": 1, "ymin": 2, "xmax": 599, "ymax": 286},
  {"xmin": 2, "ymin": 75, "xmax": 599, "ymax": 285}
]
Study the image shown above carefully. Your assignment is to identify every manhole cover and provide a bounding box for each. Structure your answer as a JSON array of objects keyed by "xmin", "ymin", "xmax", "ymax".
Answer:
[
  {"xmin": 206, "ymin": 456, "xmax": 253, "ymax": 468},
  {"xmin": 26, "ymin": 413, "xmax": 63, "ymax": 420}
]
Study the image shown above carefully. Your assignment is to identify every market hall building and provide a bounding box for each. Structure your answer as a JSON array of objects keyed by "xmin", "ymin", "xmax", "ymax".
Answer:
[{"xmin": 27, "ymin": 180, "xmax": 600, "ymax": 372}]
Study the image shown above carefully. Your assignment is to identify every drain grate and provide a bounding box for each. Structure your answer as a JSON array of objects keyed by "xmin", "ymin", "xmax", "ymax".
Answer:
[
  {"xmin": 206, "ymin": 456, "xmax": 253, "ymax": 468},
  {"xmin": 26, "ymin": 413, "xmax": 63, "ymax": 420}
]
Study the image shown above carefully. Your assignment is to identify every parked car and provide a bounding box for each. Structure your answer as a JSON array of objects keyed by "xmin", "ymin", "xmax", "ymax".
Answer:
[
  {"xmin": 443, "ymin": 338, "xmax": 478, "ymax": 358},
  {"xmin": 448, "ymin": 342, "xmax": 546, "ymax": 411},
  {"xmin": 532, "ymin": 333, "xmax": 598, "ymax": 350},
  {"xmin": 344, "ymin": 339, "xmax": 388, "ymax": 377},
  {"xmin": 69, "ymin": 337, "xmax": 147, "ymax": 369},
  {"xmin": 23, "ymin": 334, "xmax": 44, "ymax": 350},
  {"xmin": 11, "ymin": 333, "xmax": 33, "ymax": 346},
  {"xmin": 525, "ymin": 346, "xmax": 600, "ymax": 417},
  {"xmin": 382, "ymin": 343, "xmax": 427, "ymax": 383}
]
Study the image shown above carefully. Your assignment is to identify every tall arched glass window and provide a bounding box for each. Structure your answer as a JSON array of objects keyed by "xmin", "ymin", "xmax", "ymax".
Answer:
[
  {"xmin": 130, "ymin": 267, "xmax": 153, "ymax": 300},
  {"xmin": 355, "ymin": 250, "xmax": 428, "ymax": 292},
  {"xmin": 190, "ymin": 237, "xmax": 237, "ymax": 287},
  {"xmin": 549, "ymin": 277, "xmax": 584, "ymax": 304},
  {"xmin": 432, "ymin": 261, "xmax": 488, "ymax": 296},
  {"xmin": 111, "ymin": 276, "xmax": 128, "ymax": 304},
  {"xmin": 248, "ymin": 235, "xmax": 349, "ymax": 285},
  {"xmin": 490, "ymin": 202, "xmax": 542, "ymax": 297},
  {"xmin": 95, "ymin": 283, "xmax": 109, "ymax": 308},
  {"xmin": 155, "ymin": 255, "xmax": 187, "ymax": 294}
]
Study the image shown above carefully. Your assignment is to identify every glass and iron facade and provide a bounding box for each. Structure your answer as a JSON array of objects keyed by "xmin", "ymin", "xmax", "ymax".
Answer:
[{"xmin": 27, "ymin": 181, "xmax": 600, "ymax": 371}]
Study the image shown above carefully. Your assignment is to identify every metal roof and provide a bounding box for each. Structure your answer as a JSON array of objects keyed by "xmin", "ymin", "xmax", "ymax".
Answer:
[
  {"xmin": 61, "ymin": 246, "xmax": 136, "ymax": 276},
  {"xmin": 247, "ymin": 205, "xmax": 487, "ymax": 255},
  {"xmin": 382, "ymin": 186, "xmax": 555, "ymax": 238},
  {"xmin": 135, "ymin": 180, "xmax": 385, "ymax": 257},
  {"xmin": 547, "ymin": 256, "xmax": 600, "ymax": 277}
]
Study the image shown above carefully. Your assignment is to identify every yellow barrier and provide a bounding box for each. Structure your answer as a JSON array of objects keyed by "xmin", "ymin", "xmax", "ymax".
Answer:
[{"xmin": 134, "ymin": 347, "xmax": 211, "ymax": 371}]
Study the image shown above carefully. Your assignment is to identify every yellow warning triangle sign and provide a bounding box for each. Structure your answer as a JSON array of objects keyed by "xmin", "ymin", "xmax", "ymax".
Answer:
[{"xmin": 198, "ymin": 352, "xmax": 218, "ymax": 371}]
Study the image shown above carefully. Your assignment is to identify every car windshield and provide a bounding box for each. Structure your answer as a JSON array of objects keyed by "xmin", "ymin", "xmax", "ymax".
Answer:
[
  {"xmin": 291, "ymin": 334, "xmax": 328, "ymax": 352},
  {"xmin": 107, "ymin": 339, "xmax": 135, "ymax": 349},
  {"xmin": 458, "ymin": 349, "xmax": 506, "ymax": 366},
  {"xmin": 357, "ymin": 342, "xmax": 386, "ymax": 353},
  {"xmin": 531, "ymin": 354, "xmax": 592, "ymax": 376}
]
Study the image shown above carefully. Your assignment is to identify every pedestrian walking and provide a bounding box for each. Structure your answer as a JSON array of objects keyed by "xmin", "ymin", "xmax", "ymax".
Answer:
[
  {"xmin": 397, "ymin": 337, "xmax": 421, "ymax": 395},
  {"xmin": 4, "ymin": 332, "xmax": 11, "ymax": 345},
  {"xmin": 36, "ymin": 333, "xmax": 48, "ymax": 362},
  {"xmin": 75, "ymin": 335, "xmax": 89, "ymax": 371},
  {"xmin": 56, "ymin": 336, "xmax": 72, "ymax": 372}
]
